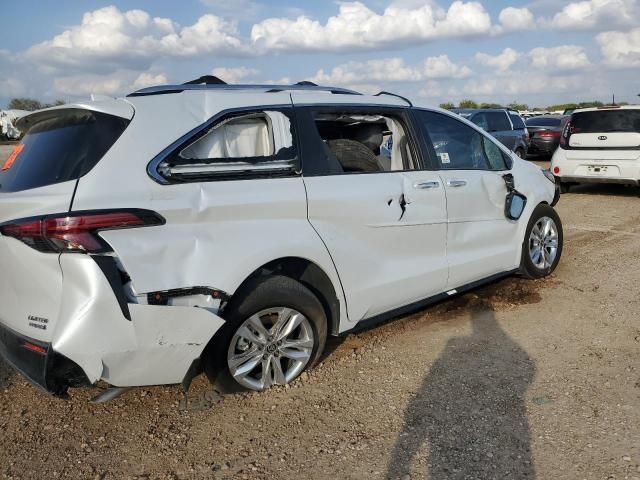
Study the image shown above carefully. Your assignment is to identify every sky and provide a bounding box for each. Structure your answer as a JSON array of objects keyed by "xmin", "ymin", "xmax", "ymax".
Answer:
[{"xmin": 1, "ymin": 0, "xmax": 639, "ymax": 108}]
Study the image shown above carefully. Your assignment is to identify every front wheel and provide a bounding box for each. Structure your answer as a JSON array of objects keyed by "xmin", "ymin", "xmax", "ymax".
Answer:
[
  {"xmin": 520, "ymin": 204, "xmax": 563, "ymax": 279},
  {"xmin": 204, "ymin": 275, "xmax": 327, "ymax": 392}
]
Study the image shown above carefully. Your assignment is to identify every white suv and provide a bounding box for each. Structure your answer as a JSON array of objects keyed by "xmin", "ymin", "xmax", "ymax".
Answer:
[
  {"xmin": 551, "ymin": 105, "xmax": 640, "ymax": 191},
  {"xmin": 0, "ymin": 79, "xmax": 562, "ymax": 399}
]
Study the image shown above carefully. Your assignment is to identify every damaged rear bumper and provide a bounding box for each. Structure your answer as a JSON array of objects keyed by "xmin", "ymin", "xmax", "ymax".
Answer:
[{"xmin": 0, "ymin": 323, "xmax": 90, "ymax": 395}]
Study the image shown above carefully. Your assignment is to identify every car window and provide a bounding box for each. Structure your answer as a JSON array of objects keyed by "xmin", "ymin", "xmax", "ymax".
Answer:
[
  {"xmin": 416, "ymin": 110, "xmax": 509, "ymax": 171},
  {"xmin": 309, "ymin": 110, "xmax": 416, "ymax": 173},
  {"xmin": 0, "ymin": 109, "xmax": 129, "ymax": 193},
  {"xmin": 572, "ymin": 109, "xmax": 640, "ymax": 133},
  {"xmin": 486, "ymin": 112, "xmax": 512, "ymax": 132},
  {"xmin": 526, "ymin": 117, "xmax": 562, "ymax": 127},
  {"xmin": 156, "ymin": 109, "xmax": 298, "ymax": 182},
  {"xmin": 509, "ymin": 113, "xmax": 526, "ymax": 130}
]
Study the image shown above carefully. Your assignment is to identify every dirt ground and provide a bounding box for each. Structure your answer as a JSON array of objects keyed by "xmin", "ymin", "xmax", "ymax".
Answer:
[{"xmin": 0, "ymin": 152, "xmax": 639, "ymax": 480}]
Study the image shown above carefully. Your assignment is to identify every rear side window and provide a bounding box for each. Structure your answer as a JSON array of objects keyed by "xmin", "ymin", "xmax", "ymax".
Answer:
[
  {"xmin": 310, "ymin": 110, "xmax": 416, "ymax": 173},
  {"xmin": 509, "ymin": 113, "xmax": 526, "ymax": 129},
  {"xmin": 471, "ymin": 112, "xmax": 512, "ymax": 132},
  {"xmin": 572, "ymin": 110, "xmax": 640, "ymax": 133},
  {"xmin": 156, "ymin": 109, "xmax": 298, "ymax": 182},
  {"xmin": 416, "ymin": 111, "xmax": 510, "ymax": 171},
  {"xmin": 0, "ymin": 110, "xmax": 128, "ymax": 193}
]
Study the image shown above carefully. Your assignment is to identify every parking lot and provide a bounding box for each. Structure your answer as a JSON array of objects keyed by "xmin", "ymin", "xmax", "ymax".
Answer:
[{"xmin": 0, "ymin": 147, "xmax": 639, "ymax": 480}]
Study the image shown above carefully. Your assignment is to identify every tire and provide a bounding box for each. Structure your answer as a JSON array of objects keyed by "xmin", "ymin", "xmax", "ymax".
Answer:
[
  {"xmin": 520, "ymin": 204, "xmax": 563, "ymax": 279},
  {"xmin": 515, "ymin": 148, "xmax": 526, "ymax": 159},
  {"xmin": 560, "ymin": 182, "xmax": 571, "ymax": 194},
  {"xmin": 327, "ymin": 138, "xmax": 382, "ymax": 172},
  {"xmin": 203, "ymin": 275, "xmax": 327, "ymax": 392}
]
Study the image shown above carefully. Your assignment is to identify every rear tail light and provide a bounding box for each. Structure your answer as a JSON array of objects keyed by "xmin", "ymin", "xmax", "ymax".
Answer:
[
  {"xmin": 0, "ymin": 209, "xmax": 164, "ymax": 253},
  {"xmin": 553, "ymin": 166, "xmax": 560, "ymax": 174},
  {"xmin": 22, "ymin": 341, "xmax": 47, "ymax": 355},
  {"xmin": 539, "ymin": 131, "xmax": 561, "ymax": 138}
]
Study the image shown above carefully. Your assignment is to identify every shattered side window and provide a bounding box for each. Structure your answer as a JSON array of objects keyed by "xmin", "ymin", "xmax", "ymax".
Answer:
[{"xmin": 158, "ymin": 109, "xmax": 298, "ymax": 182}]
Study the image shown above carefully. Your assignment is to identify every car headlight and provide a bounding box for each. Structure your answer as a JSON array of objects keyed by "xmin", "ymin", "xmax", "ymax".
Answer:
[{"xmin": 541, "ymin": 169, "xmax": 556, "ymax": 184}]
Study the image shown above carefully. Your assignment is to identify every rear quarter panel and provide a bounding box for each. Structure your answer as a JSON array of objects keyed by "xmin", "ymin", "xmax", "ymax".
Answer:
[{"xmin": 71, "ymin": 92, "xmax": 348, "ymax": 328}]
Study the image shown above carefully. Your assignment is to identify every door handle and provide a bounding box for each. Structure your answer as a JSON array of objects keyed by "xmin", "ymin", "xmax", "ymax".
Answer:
[
  {"xmin": 446, "ymin": 179, "xmax": 467, "ymax": 188},
  {"xmin": 413, "ymin": 180, "xmax": 440, "ymax": 190}
]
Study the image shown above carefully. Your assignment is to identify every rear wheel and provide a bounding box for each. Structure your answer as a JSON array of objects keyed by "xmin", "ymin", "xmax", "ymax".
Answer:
[
  {"xmin": 515, "ymin": 148, "xmax": 526, "ymax": 159},
  {"xmin": 520, "ymin": 204, "xmax": 563, "ymax": 279},
  {"xmin": 204, "ymin": 275, "xmax": 327, "ymax": 392}
]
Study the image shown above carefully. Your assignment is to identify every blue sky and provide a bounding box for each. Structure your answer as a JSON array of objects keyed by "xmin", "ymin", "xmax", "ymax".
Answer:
[{"xmin": 1, "ymin": 0, "xmax": 639, "ymax": 108}]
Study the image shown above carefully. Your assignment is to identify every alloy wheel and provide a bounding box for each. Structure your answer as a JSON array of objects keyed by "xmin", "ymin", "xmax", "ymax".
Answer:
[
  {"xmin": 227, "ymin": 307, "xmax": 314, "ymax": 391},
  {"xmin": 529, "ymin": 216, "xmax": 559, "ymax": 269}
]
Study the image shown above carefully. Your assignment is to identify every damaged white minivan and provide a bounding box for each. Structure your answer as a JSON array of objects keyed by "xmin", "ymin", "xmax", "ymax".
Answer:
[{"xmin": 0, "ymin": 77, "xmax": 562, "ymax": 399}]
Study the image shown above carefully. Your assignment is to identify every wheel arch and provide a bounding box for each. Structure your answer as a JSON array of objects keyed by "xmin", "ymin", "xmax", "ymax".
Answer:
[{"xmin": 226, "ymin": 257, "xmax": 342, "ymax": 336}]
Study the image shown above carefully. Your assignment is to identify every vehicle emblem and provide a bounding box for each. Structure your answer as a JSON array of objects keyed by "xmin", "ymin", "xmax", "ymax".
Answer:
[{"xmin": 598, "ymin": 136, "xmax": 608, "ymax": 141}]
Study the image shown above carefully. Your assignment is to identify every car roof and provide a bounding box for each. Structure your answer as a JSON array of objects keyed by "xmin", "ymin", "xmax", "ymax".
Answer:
[
  {"xmin": 451, "ymin": 108, "xmax": 509, "ymax": 113},
  {"xmin": 126, "ymin": 82, "xmax": 412, "ymax": 107},
  {"xmin": 572, "ymin": 105, "xmax": 640, "ymax": 114}
]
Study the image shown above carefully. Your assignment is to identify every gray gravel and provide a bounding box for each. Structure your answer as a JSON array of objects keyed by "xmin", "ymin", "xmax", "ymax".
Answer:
[{"xmin": 0, "ymin": 157, "xmax": 639, "ymax": 479}]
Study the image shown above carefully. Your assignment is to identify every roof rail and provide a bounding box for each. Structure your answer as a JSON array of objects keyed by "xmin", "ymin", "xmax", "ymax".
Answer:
[
  {"xmin": 374, "ymin": 91, "xmax": 412, "ymax": 107},
  {"xmin": 183, "ymin": 75, "xmax": 227, "ymax": 85},
  {"xmin": 128, "ymin": 82, "xmax": 362, "ymax": 97}
]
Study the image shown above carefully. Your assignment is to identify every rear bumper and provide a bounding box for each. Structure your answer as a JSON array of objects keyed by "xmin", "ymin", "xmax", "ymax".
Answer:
[
  {"xmin": 558, "ymin": 175, "xmax": 639, "ymax": 186},
  {"xmin": 528, "ymin": 139, "xmax": 558, "ymax": 155},
  {"xmin": 0, "ymin": 322, "xmax": 89, "ymax": 396}
]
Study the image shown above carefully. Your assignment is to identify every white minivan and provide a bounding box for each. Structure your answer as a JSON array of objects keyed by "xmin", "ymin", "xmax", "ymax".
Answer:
[
  {"xmin": 0, "ymin": 79, "xmax": 562, "ymax": 399},
  {"xmin": 552, "ymin": 105, "xmax": 640, "ymax": 191}
]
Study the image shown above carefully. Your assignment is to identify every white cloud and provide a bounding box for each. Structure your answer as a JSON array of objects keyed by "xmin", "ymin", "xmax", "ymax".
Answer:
[
  {"xmin": 251, "ymin": 1, "xmax": 493, "ymax": 52},
  {"xmin": 597, "ymin": 27, "xmax": 640, "ymax": 66},
  {"xmin": 551, "ymin": 0, "xmax": 639, "ymax": 30},
  {"xmin": 132, "ymin": 72, "xmax": 168, "ymax": 89},
  {"xmin": 528, "ymin": 45, "xmax": 591, "ymax": 70},
  {"xmin": 498, "ymin": 7, "xmax": 535, "ymax": 31},
  {"xmin": 26, "ymin": 6, "xmax": 245, "ymax": 74},
  {"xmin": 475, "ymin": 48, "xmax": 521, "ymax": 72},
  {"xmin": 309, "ymin": 56, "xmax": 471, "ymax": 85},
  {"xmin": 463, "ymin": 73, "xmax": 579, "ymax": 97},
  {"xmin": 211, "ymin": 67, "xmax": 260, "ymax": 83},
  {"xmin": 53, "ymin": 70, "xmax": 169, "ymax": 96}
]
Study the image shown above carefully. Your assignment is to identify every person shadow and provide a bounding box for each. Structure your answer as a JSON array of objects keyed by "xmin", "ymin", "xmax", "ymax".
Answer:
[{"xmin": 387, "ymin": 304, "xmax": 536, "ymax": 479}]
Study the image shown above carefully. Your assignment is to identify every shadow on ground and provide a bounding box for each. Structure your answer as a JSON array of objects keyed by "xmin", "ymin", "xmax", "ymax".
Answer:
[
  {"xmin": 568, "ymin": 183, "xmax": 640, "ymax": 197},
  {"xmin": 387, "ymin": 303, "xmax": 536, "ymax": 479}
]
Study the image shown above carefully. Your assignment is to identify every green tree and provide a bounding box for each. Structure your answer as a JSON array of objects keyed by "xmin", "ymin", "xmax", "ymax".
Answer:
[
  {"xmin": 479, "ymin": 102, "xmax": 503, "ymax": 109},
  {"xmin": 7, "ymin": 98, "xmax": 65, "ymax": 111},
  {"xmin": 458, "ymin": 99, "xmax": 478, "ymax": 109},
  {"xmin": 507, "ymin": 102, "xmax": 529, "ymax": 111},
  {"xmin": 439, "ymin": 102, "xmax": 455, "ymax": 110}
]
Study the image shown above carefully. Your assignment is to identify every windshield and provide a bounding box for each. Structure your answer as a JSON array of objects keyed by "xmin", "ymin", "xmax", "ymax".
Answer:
[
  {"xmin": 0, "ymin": 109, "xmax": 129, "ymax": 192},
  {"xmin": 572, "ymin": 110, "xmax": 640, "ymax": 133}
]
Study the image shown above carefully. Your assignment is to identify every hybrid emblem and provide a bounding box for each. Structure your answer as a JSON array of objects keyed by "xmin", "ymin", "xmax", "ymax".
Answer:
[{"xmin": 598, "ymin": 136, "xmax": 608, "ymax": 141}]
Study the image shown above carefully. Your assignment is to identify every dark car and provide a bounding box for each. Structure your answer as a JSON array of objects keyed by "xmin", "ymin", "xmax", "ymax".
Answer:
[
  {"xmin": 526, "ymin": 115, "xmax": 568, "ymax": 157},
  {"xmin": 451, "ymin": 108, "xmax": 529, "ymax": 158}
]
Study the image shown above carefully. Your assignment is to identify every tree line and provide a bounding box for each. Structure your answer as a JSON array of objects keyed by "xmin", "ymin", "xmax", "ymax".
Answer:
[
  {"xmin": 439, "ymin": 99, "xmax": 627, "ymax": 111},
  {"xmin": 5, "ymin": 98, "xmax": 65, "ymax": 111}
]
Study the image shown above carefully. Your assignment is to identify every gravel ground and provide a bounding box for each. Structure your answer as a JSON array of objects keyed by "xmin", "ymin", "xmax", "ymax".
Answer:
[{"xmin": 0, "ymin": 154, "xmax": 639, "ymax": 480}]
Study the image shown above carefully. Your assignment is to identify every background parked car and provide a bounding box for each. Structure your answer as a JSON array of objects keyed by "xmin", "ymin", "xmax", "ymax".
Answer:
[
  {"xmin": 526, "ymin": 115, "xmax": 568, "ymax": 157},
  {"xmin": 451, "ymin": 108, "xmax": 529, "ymax": 158},
  {"xmin": 551, "ymin": 105, "xmax": 640, "ymax": 191}
]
